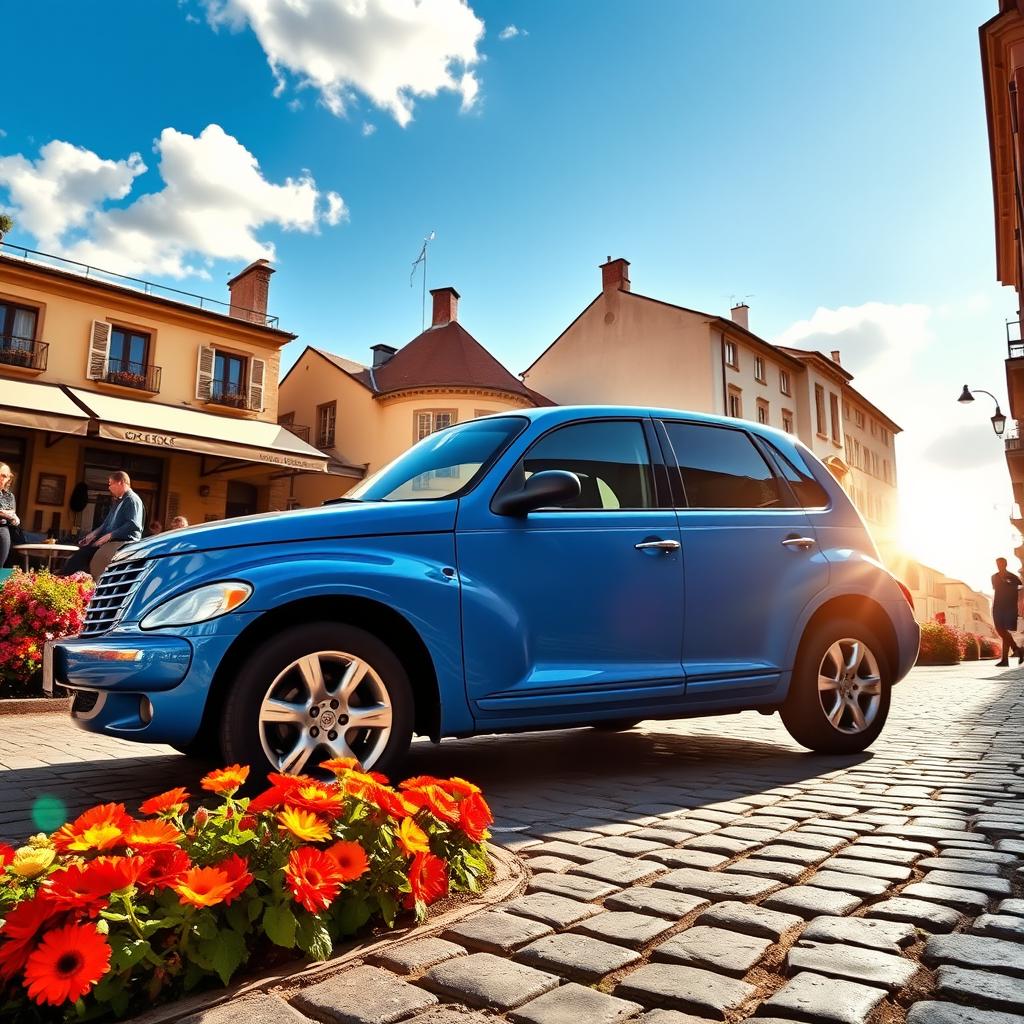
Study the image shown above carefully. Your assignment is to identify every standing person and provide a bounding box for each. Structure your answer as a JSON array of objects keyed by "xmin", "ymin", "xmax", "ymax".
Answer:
[
  {"xmin": 0, "ymin": 463, "xmax": 20, "ymax": 568},
  {"xmin": 991, "ymin": 557, "xmax": 1023, "ymax": 667},
  {"xmin": 58, "ymin": 471, "xmax": 144, "ymax": 578}
]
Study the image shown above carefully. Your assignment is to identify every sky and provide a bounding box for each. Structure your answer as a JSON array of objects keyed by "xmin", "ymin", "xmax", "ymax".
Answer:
[{"xmin": 0, "ymin": 0, "xmax": 1016, "ymax": 591}]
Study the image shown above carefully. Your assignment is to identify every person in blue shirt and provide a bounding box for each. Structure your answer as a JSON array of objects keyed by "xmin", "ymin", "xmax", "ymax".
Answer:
[{"xmin": 59, "ymin": 471, "xmax": 144, "ymax": 579}]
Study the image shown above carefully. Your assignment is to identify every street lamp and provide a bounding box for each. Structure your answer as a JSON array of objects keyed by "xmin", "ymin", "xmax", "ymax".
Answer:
[{"xmin": 958, "ymin": 385, "xmax": 1008, "ymax": 437}]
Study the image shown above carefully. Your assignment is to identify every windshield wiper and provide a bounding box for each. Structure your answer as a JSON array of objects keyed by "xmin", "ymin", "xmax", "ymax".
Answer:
[{"xmin": 323, "ymin": 497, "xmax": 364, "ymax": 506}]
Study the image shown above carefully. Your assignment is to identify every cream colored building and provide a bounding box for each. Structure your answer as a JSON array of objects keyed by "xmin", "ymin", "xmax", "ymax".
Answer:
[
  {"xmin": 522, "ymin": 258, "xmax": 902, "ymax": 560},
  {"xmin": 0, "ymin": 246, "xmax": 325, "ymax": 538},
  {"xmin": 280, "ymin": 287, "xmax": 548, "ymax": 508},
  {"xmin": 890, "ymin": 557, "xmax": 996, "ymax": 639}
]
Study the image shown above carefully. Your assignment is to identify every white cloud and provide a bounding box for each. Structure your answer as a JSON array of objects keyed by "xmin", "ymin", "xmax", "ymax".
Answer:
[
  {"xmin": 361, "ymin": 122, "xmax": 377, "ymax": 137},
  {"xmin": 499, "ymin": 25, "xmax": 525, "ymax": 40},
  {"xmin": 0, "ymin": 125, "xmax": 345, "ymax": 278},
  {"xmin": 201, "ymin": 0, "xmax": 485, "ymax": 127}
]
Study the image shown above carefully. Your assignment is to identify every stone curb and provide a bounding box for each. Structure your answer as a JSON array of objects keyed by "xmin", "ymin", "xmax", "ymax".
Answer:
[
  {"xmin": 125, "ymin": 844, "xmax": 528, "ymax": 1024},
  {"xmin": 0, "ymin": 696, "xmax": 70, "ymax": 715}
]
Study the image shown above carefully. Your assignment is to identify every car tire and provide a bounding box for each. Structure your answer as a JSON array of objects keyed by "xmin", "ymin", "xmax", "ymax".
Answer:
[
  {"xmin": 780, "ymin": 616, "xmax": 891, "ymax": 754},
  {"xmin": 220, "ymin": 621, "xmax": 414, "ymax": 782},
  {"xmin": 590, "ymin": 719, "xmax": 642, "ymax": 732}
]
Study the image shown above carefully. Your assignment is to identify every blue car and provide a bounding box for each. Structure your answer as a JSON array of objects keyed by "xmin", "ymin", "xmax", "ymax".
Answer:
[{"xmin": 49, "ymin": 407, "xmax": 920, "ymax": 776}]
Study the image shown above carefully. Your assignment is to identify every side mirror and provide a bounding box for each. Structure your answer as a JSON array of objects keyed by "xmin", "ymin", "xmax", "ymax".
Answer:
[{"xmin": 493, "ymin": 470, "xmax": 582, "ymax": 517}]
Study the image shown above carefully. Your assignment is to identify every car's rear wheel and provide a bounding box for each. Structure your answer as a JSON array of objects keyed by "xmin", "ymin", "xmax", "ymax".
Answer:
[
  {"xmin": 220, "ymin": 621, "xmax": 414, "ymax": 781},
  {"xmin": 780, "ymin": 617, "xmax": 891, "ymax": 754}
]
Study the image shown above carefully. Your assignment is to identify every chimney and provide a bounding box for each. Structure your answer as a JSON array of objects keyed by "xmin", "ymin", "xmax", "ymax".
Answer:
[
  {"xmin": 600, "ymin": 258, "xmax": 631, "ymax": 294},
  {"xmin": 371, "ymin": 343, "xmax": 397, "ymax": 368},
  {"xmin": 227, "ymin": 258, "xmax": 274, "ymax": 325},
  {"xmin": 430, "ymin": 286, "xmax": 460, "ymax": 327},
  {"xmin": 831, "ymin": 349, "xmax": 842, "ymax": 364},
  {"xmin": 730, "ymin": 303, "xmax": 749, "ymax": 331}
]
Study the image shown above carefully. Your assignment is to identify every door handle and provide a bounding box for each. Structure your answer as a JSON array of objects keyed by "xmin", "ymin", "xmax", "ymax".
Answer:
[
  {"xmin": 781, "ymin": 536, "xmax": 816, "ymax": 550},
  {"xmin": 635, "ymin": 539, "xmax": 680, "ymax": 552}
]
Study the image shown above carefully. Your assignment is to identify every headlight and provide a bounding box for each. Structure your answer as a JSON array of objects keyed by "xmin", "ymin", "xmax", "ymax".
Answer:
[{"xmin": 140, "ymin": 582, "xmax": 252, "ymax": 630}]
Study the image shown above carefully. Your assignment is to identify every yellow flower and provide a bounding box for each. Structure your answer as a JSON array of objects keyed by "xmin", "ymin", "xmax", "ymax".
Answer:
[
  {"xmin": 27, "ymin": 833, "xmax": 54, "ymax": 850},
  {"xmin": 277, "ymin": 807, "xmax": 331, "ymax": 843},
  {"xmin": 10, "ymin": 846, "xmax": 56, "ymax": 878}
]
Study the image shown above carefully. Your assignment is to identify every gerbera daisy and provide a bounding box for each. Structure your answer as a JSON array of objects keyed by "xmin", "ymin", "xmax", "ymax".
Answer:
[
  {"xmin": 286, "ymin": 783, "xmax": 344, "ymax": 817},
  {"xmin": 277, "ymin": 807, "xmax": 331, "ymax": 843},
  {"xmin": 136, "ymin": 848, "xmax": 191, "ymax": 893},
  {"xmin": 173, "ymin": 854, "xmax": 252, "ymax": 908},
  {"xmin": 397, "ymin": 818, "xmax": 430, "ymax": 857},
  {"xmin": 405, "ymin": 851, "xmax": 448, "ymax": 909},
  {"xmin": 138, "ymin": 788, "xmax": 190, "ymax": 816},
  {"xmin": 457, "ymin": 792, "xmax": 494, "ymax": 843},
  {"xmin": 52, "ymin": 803, "xmax": 134, "ymax": 854},
  {"xmin": 23, "ymin": 922, "xmax": 111, "ymax": 1007},
  {"xmin": 126, "ymin": 819, "xmax": 183, "ymax": 850},
  {"xmin": 364, "ymin": 784, "xmax": 416, "ymax": 820},
  {"xmin": 319, "ymin": 756, "xmax": 361, "ymax": 776},
  {"xmin": 324, "ymin": 839, "xmax": 369, "ymax": 882},
  {"xmin": 0, "ymin": 894, "xmax": 62, "ymax": 980},
  {"xmin": 199, "ymin": 764, "xmax": 250, "ymax": 795},
  {"xmin": 403, "ymin": 785, "xmax": 460, "ymax": 825},
  {"xmin": 442, "ymin": 777, "xmax": 481, "ymax": 799},
  {"xmin": 8, "ymin": 846, "xmax": 56, "ymax": 879},
  {"xmin": 285, "ymin": 847, "xmax": 347, "ymax": 913},
  {"xmin": 398, "ymin": 775, "xmax": 446, "ymax": 791}
]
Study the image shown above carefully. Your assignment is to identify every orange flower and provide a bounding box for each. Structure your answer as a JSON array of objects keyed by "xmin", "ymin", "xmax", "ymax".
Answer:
[
  {"xmin": 139, "ymin": 788, "xmax": 190, "ymax": 816},
  {"xmin": 458, "ymin": 792, "xmax": 494, "ymax": 843},
  {"xmin": 287, "ymin": 783, "xmax": 344, "ymax": 817},
  {"xmin": 405, "ymin": 851, "xmax": 448, "ymax": 908},
  {"xmin": 397, "ymin": 818, "xmax": 430, "ymax": 856},
  {"xmin": 126, "ymin": 820, "xmax": 183, "ymax": 849},
  {"xmin": 443, "ymin": 777, "xmax": 481, "ymax": 798},
  {"xmin": 0, "ymin": 894, "xmax": 61, "ymax": 980},
  {"xmin": 200, "ymin": 764, "xmax": 250, "ymax": 795},
  {"xmin": 324, "ymin": 840, "xmax": 369, "ymax": 882},
  {"xmin": 399, "ymin": 775, "xmax": 447, "ymax": 791},
  {"xmin": 278, "ymin": 807, "xmax": 331, "ymax": 843},
  {"xmin": 320, "ymin": 756, "xmax": 361, "ymax": 776},
  {"xmin": 0, "ymin": 843, "xmax": 15, "ymax": 868},
  {"xmin": 23, "ymin": 922, "xmax": 111, "ymax": 1007},
  {"xmin": 137, "ymin": 848, "xmax": 191, "ymax": 893},
  {"xmin": 45, "ymin": 856, "xmax": 148, "ymax": 912},
  {"xmin": 403, "ymin": 785, "xmax": 460, "ymax": 825},
  {"xmin": 52, "ymin": 803, "xmax": 134, "ymax": 854},
  {"xmin": 173, "ymin": 854, "xmax": 253, "ymax": 908},
  {"xmin": 285, "ymin": 846, "xmax": 347, "ymax": 913}
]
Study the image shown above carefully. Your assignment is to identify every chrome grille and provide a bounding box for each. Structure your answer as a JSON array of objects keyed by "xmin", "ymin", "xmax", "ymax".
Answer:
[{"xmin": 81, "ymin": 558, "xmax": 151, "ymax": 637}]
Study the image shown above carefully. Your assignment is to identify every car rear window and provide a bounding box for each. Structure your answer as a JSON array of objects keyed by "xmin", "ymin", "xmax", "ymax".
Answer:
[{"xmin": 761, "ymin": 439, "xmax": 831, "ymax": 509}]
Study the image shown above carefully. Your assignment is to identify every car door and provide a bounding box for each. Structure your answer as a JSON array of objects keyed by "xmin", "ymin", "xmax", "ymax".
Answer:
[
  {"xmin": 658, "ymin": 419, "xmax": 829, "ymax": 703},
  {"xmin": 456, "ymin": 417, "xmax": 686, "ymax": 725}
]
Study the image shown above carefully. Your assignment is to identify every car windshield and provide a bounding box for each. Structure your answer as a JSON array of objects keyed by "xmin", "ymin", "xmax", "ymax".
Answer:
[{"xmin": 346, "ymin": 416, "xmax": 528, "ymax": 502}]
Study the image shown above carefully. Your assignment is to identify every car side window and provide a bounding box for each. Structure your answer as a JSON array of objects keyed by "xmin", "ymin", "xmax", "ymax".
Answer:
[
  {"xmin": 761, "ymin": 439, "xmax": 830, "ymax": 509},
  {"xmin": 517, "ymin": 420, "xmax": 655, "ymax": 510},
  {"xmin": 662, "ymin": 421, "xmax": 786, "ymax": 509}
]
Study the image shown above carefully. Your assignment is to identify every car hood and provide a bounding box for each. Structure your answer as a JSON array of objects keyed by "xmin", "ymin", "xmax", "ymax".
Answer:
[{"xmin": 117, "ymin": 500, "xmax": 459, "ymax": 560}]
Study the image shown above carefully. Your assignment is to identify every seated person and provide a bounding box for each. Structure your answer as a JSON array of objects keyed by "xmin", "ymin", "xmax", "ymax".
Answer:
[{"xmin": 59, "ymin": 472, "xmax": 144, "ymax": 579}]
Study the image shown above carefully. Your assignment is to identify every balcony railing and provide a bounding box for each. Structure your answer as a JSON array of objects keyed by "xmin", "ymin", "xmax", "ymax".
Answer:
[
  {"xmin": 1005, "ymin": 419, "xmax": 1022, "ymax": 451},
  {"xmin": 101, "ymin": 360, "xmax": 161, "ymax": 393},
  {"xmin": 1008, "ymin": 320, "xmax": 1022, "ymax": 359},
  {"xmin": 207, "ymin": 379, "xmax": 259, "ymax": 412},
  {"xmin": 0, "ymin": 335, "xmax": 48, "ymax": 371}
]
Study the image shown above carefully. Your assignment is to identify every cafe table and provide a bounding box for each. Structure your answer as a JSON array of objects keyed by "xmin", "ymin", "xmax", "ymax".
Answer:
[{"xmin": 12, "ymin": 543, "xmax": 80, "ymax": 572}]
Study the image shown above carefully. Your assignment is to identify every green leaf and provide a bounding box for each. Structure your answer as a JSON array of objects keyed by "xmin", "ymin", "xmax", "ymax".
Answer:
[
  {"xmin": 247, "ymin": 896, "xmax": 264, "ymax": 922},
  {"xmin": 375, "ymin": 891, "xmax": 398, "ymax": 929},
  {"xmin": 332, "ymin": 896, "xmax": 373, "ymax": 937},
  {"xmin": 192, "ymin": 911, "xmax": 219, "ymax": 941},
  {"xmin": 226, "ymin": 900, "xmax": 250, "ymax": 935},
  {"xmin": 198, "ymin": 929, "xmax": 248, "ymax": 985},
  {"xmin": 109, "ymin": 934, "xmax": 152, "ymax": 972},
  {"xmin": 262, "ymin": 903, "xmax": 298, "ymax": 948},
  {"xmin": 295, "ymin": 914, "xmax": 333, "ymax": 961}
]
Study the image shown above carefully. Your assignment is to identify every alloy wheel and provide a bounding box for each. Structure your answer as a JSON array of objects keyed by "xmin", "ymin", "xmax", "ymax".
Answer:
[{"xmin": 816, "ymin": 638, "xmax": 882, "ymax": 735}]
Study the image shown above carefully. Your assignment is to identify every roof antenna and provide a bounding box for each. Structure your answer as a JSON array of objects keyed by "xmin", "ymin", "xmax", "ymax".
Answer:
[{"xmin": 410, "ymin": 231, "xmax": 436, "ymax": 332}]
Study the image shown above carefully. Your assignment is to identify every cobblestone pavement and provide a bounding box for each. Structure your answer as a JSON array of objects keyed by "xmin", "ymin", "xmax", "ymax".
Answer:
[{"xmin": 1, "ymin": 663, "xmax": 1023, "ymax": 1024}]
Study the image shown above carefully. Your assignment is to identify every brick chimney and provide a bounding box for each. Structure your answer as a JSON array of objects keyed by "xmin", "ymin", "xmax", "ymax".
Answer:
[
  {"xmin": 371, "ymin": 343, "xmax": 397, "ymax": 367},
  {"xmin": 600, "ymin": 258, "xmax": 631, "ymax": 294},
  {"xmin": 227, "ymin": 259, "xmax": 274, "ymax": 325},
  {"xmin": 831, "ymin": 349, "xmax": 842, "ymax": 364},
  {"xmin": 730, "ymin": 303, "xmax": 749, "ymax": 331},
  {"xmin": 430, "ymin": 286, "xmax": 460, "ymax": 327}
]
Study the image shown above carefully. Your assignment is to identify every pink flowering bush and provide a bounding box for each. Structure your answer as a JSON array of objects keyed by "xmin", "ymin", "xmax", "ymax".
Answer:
[{"xmin": 0, "ymin": 570, "xmax": 94, "ymax": 696}]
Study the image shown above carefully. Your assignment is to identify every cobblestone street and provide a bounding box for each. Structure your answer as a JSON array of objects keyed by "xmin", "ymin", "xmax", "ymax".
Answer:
[{"xmin": 1, "ymin": 662, "xmax": 1023, "ymax": 1024}]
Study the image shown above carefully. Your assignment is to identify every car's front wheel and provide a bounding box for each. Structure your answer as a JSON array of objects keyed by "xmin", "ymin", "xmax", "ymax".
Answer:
[
  {"xmin": 220, "ymin": 621, "xmax": 414, "ymax": 781},
  {"xmin": 780, "ymin": 617, "xmax": 891, "ymax": 754}
]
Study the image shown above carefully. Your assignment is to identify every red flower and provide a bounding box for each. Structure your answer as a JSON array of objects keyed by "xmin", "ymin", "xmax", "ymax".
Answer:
[
  {"xmin": 44, "ymin": 856, "xmax": 148, "ymax": 912},
  {"xmin": 458, "ymin": 792, "xmax": 494, "ymax": 843},
  {"xmin": 324, "ymin": 840, "xmax": 369, "ymax": 882},
  {"xmin": 286, "ymin": 782, "xmax": 344, "ymax": 817},
  {"xmin": 136, "ymin": 848, "xmax": 191, "ymax": 893},
  {"xmin": 200, "ymin": 764, "xmax": 250, "ymax": 795},
  {"xmin": 23, "ymin": 922, "xmax": 111, "ymax": 1007},
  {"xmin": 173, "ymin": 854, "xmax": 252, "ymax": 908},
  {"xmin": 138, "ymin": 788, "xmax": 190, "ymax": 816},
  {"xmin": 0, "ymin": 894, "xmax": 62, "ymax": 980},
  {"xmin": 285, "ymin": 847, "xmax": 347, "ymax": 914},
  {"xmin": 0, "ymin": 843, "xmax": 15, "ymax": 868},
  {"xmin": 403, "ymin": 785, "xmax": 460, "ymax": 825},
  {"xmin": 52, "ymin": 803, "xmax": 134, "ymax": 854},
  {"xmin": 405, "ymin": 852, "xmax": 448, "ymax": 908}
]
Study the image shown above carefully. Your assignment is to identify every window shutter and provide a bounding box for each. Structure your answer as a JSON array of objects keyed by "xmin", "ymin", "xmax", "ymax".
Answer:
[
  {"xmin": 248, "ymin": 357, "xmax": 266, "ymax": 412},
  {"xmin": 86, "ymin": 321, "xmax": 111, "ymax": 379},
  {"xmin": 195, "ymin": 344, "xmax": 215, "ymax": 401}
]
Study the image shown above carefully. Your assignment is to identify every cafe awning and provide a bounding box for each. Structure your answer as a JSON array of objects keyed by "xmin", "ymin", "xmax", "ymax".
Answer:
[
  {"xmin": 66, "ymin": 388, "xmax": 328, "ymax": 473},
  {"xmin": 0, "ymin": 379, "xmax": 91, "ymax": 435}
]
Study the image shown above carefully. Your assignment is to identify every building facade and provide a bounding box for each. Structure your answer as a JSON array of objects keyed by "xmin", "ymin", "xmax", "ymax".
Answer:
[
  {"xmin": 279, "ymin": 286, "xmax": 548, "ymax": 509},
  {"xmin": 521, "ymin": 258, "xmax": 902, "ymax": 560},
  {"xmin": 0, "ymin": 246, "xmax": 326, "ymax": 539}
]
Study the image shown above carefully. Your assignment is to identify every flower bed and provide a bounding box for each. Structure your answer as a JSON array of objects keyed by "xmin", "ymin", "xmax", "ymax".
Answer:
[
  {"xmin": 0, "ymin": 761, "xmax": 492, "ymax": 1022},
  {"xmin": 915, "ymin": 620, "xmax": 961, "ymax": 666},
  {"xmin": 0, "ymin": 570, "xmax": 94, "ymax": 697}
]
